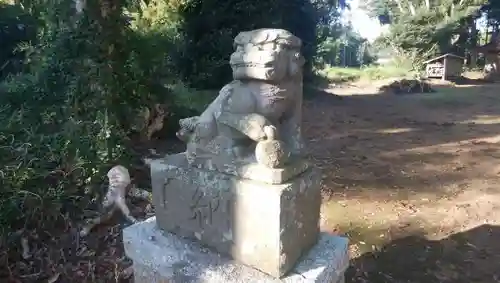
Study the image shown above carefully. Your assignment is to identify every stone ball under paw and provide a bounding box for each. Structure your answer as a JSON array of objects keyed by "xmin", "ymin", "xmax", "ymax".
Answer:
[{"xmin": 255, "ymin": 139, "xmax": 290, "ymax": 168}]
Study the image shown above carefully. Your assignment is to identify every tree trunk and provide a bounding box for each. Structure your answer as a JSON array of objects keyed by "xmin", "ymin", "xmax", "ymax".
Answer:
[
  {"xmin": 470, "ymin": 22, "xmax": 478, "ymax": 68},
  {"xmin": 408, "ymin": 0, "xmax": 416, "ymax": 15},
  {"xmin": 393, "ymin": 0, "xmax": 404, "ymax": 14},
  {"xmin": 74, "ymin": 0, "xmax": 85, "ymax": 14}
]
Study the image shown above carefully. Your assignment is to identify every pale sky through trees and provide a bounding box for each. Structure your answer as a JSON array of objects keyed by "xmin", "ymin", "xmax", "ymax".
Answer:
[
  {"xmin": 342, "ymin": 0, "xmax": 385, "ymax": 42},
  {"xmin": 344, "ymin": 0, "xmax": 489, "ymax": 43}
]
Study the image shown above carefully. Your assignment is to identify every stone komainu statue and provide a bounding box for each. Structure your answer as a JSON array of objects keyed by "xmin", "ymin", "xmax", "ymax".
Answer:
[{"xmin": 177, "ymin": 29, "xmax": 306, "ymax": 168}]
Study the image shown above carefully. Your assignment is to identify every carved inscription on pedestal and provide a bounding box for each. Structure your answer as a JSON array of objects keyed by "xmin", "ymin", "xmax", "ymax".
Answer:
[
  {"xmin": 190, "ymin": 187, "xmax": 221, "ymax": 228},
  {"xmin": 153, "ymin": 159, "xmax": 235, "ymax": 249},
  {"xmin": 160, "ymin": 176, "xmax": 173, "ymax": 208}
]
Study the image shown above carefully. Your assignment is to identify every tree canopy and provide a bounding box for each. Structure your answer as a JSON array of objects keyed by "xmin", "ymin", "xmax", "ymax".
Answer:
[{"xmin": 361, "ymin": 0, "xmax": 497, "ymax": 65}]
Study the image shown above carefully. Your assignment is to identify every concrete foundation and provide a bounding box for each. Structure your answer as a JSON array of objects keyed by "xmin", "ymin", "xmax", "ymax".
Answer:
[{"xmin": 123, "ymin": 217, "xmax": 349, "ymax": 283}]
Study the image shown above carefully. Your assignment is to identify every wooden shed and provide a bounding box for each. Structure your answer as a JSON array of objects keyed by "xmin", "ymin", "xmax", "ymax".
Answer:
[
  {"xmin": 473, "ymin": 38, "xmax": 500, "ymax": 78},
  {"xmin": 423, "ymin": 53, "xmax": 465, "ymax": 80}
]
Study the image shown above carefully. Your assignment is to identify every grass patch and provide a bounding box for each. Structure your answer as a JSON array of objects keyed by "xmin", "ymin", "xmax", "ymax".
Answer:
[
  {"xmin": 316, "ymin": 64, "xmax": 414, "ymax": 84},
  {"xmin": 360, "ymin": 65, "xmax": 412, "ymax": 81},
  {"xmin": 317, "ymin": 66, "xmax": 362, "ymax": 82}
]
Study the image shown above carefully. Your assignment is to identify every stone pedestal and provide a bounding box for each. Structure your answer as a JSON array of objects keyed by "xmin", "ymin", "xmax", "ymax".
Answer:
[
  {"xmin": 150, "ymin": 154, "xmax": 322, "ymax": 277},
  {"xmin": 121, "ymin": 28, "xmax": 347, "ymax": 283},
  {"xmin": 123, "ymin": 217, "xmax": 349, "ymax": 283}
]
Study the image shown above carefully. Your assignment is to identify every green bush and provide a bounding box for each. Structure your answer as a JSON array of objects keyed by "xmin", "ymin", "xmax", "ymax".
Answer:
[
  {"xmin": 157, "ymin": 81, "xmax": 218, "ymax": 138},
  {"xmin": 0, "ymin": 3, "xmax": 38, "ymax": 78},
  {"xmin": 177, "ymin": 0, "xmax": 319, "ymax": 89},
  {"xmin": 0, "ymin": 1, "xmax": 137, "ymax": 234},
  {"xmin": 166, "ymin": 81, "xmax": 217, "ymax": 113},
  {"xmin": 0, "ymin": 0, "xmax": 220, "ymax": 235}
]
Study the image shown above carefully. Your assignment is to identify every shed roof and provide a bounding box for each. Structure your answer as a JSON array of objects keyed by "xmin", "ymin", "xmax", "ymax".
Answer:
[{"xmin": 423, "ymin": 53, "xmax": 465, "ymax": 64}]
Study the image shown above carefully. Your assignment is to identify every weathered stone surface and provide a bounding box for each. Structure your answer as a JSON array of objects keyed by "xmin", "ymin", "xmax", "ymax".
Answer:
[
  {"xmin": 255, "ymin": 125, "xmax": 291, "ymax": 168},
  {"xmin": 188, "ymin": 152, "xmax": 310, "ymax": 185},
  {"xmin": 151, "ymin": 154, "xmax": 321, "ymax": 278},
  {"xmin": 176, "ymin": 28, "xmax": 306, "ymax": 170},
  {"xmin": 124, "ymin": 217, "xmax": 349, "ymax": 283}
]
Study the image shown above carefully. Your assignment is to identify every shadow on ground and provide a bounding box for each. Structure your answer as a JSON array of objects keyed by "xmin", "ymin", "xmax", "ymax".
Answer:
[
  {"xmin": 346, "ymin": 224, "xmax": 500, "ymax": 283},
  {"xmin": 304, "ymin": 82, "xmax": 500, "ymax": 198},
  {"xmin": 449, "ymin": 76, "xmax": 496, "ymax": 86}
]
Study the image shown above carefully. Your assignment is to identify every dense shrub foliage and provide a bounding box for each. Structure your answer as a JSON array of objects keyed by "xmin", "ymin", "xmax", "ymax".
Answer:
[
  {"xmin": 0, "ymin": 3, "xmax": 38, "ymax": 78},
  {"xmin": 177, "ymin": 0, "xmax": 319, "ymax": 88},
  {"xmin": 0, "ymin": 0, "xmax": 135, "ymax": 233}
]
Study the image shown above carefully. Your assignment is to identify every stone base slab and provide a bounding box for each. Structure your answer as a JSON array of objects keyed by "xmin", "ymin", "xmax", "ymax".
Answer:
[
  {"xmin": 151, "ymin": 154, "xmax": 322, "ymax": 277},
  {"xmin": 123, "ymin": 217, "xmax": 349, "ymax": 283}
]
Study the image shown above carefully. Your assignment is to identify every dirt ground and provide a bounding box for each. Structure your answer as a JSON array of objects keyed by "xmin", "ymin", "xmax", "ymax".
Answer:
[
  {"xmin": 310, "ymin": 79, "xmax": 500, "ymax": 283},
  {"xmin": 3, "ymin": 78, "xmax": 500, "ymax": 283}
]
